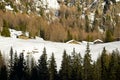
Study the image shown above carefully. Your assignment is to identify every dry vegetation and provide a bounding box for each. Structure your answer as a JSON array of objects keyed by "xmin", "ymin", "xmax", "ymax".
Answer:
[{"xmin": 0, "ymin": 0, "xmax": 120, "ymax": 42}]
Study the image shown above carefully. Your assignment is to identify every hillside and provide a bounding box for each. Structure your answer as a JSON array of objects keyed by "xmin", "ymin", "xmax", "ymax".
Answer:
[
  {"xmin": 0, "ymin": 36, "xmax": 120, "ymax": 69},
  {"xmin": 0, "ymin": 0, "xmax": 120, "ymax": 42}
]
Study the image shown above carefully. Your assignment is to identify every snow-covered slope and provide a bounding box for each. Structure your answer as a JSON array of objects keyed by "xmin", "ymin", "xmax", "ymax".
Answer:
[{"xmin": 0, "ymin": 37, "xmax": 120, "ymax": 69}]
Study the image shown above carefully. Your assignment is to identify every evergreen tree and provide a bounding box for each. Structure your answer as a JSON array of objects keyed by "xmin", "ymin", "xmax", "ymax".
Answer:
[
  {"xmin": 93, "ymin": 56, "xmax": 101, "ymax": 80},
  {"xmin": 83, "ymin": 43, "xmax": 93, "ymax": 80},
  {"xmin": 108, "ymin": 50, "xmax": 118, "ymax": 80},
  {"xmin": 101, "ymin": 47, "xmax": 110, "ymax": 80},
  {"xmin": 38, "ymin": 47, "xmax": 49, "ymax": 80},
  {"xmin": 1, "ymin": 20, "xmax": 10, "ymax": 37},
  {"xmin": 0, "ymin": 65, "xmax": 8, "ymax": 80},
  {"xmin": 59, "ymin": 50, "xmax": 71, "ymax": 80},
  {"xmin": 48, "ymin": 53, "xmax": 58, "ymax": 80},
  {"xmin": 105, "ymin": 29, "xmax": 113, "ymax": 42},
  {"xmin": 71, "ymin": 48, "xmax": 83, "ymax": 80},
  {"xmin": 115, "ymin": 49, "xmax": 120, "ymax": 80},
  {"xmin": 14, "ymin": 52, "xmax": 27, "ymax": 80},
  {"xmin": 85, "ymin": 15, "xmax": 90, "ymax": 33},
  {"xmin": 0, "ymin": 51, "xmax": 4, "ymax": 68},
  {"xmin": 30, "ymin": 66, "xmax": 39, "ymax": 80},
  {"xmin": 30, "ymin": 57, "xmax": 37, "ymax": 80},
  {"xmin": 9, "ymin": 47, "xmax": 14, "ymax": 72}
]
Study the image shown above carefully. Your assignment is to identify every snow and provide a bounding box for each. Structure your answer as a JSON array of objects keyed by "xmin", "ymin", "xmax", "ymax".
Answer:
[
  {"xmin": 9, "ymin": 29, "xmax": 29, "ymax": 38},
  {"xmin": 5, "ymin": 5, "xmax": 13, "ymax": 11},
  {"xmin": 93, "ymin": 39, "xmax": 103, "ymax": 43},
  {"xmin": 0, "ymin": 37, "xmax": 120, "ymax": 70},
  {"xmin": 88, "ymin": 13, "xmax": 95, "ymax": 23},
  {"xmin": 47, "ymin": 0, "xmax": 60, "ymax": 9},
  {"xmin": 118, "ymin": 13, "xmax": 120, "ymax": 16},
  {"xmin": 34, "ymin": 0, "xmax": 60, "ymax": 10},
  {"xmin": 116, "ymin": 0, "xmax": 120, "ymax": 2},
  {"xmin": 9, "ymin": 29, "xmax": 22, "ymax": 38}
]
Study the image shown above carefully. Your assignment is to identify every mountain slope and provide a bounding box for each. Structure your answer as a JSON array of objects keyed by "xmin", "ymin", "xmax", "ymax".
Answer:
[{"xmin": 0, "ymin": 37, "xmax": 120, "ymax": 70}]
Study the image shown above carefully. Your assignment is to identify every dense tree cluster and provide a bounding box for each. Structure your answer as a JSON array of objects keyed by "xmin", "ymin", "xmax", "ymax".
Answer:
[
  {"xmin": 0, "ymin": 44, "xmax": 120, "ymax": 80},
  {"xmin": 0, "ymin": 0, "xmax": 120, "ymax": 42}
]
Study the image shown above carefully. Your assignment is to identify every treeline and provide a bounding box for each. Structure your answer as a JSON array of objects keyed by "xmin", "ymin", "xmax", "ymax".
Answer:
[
  {"xmin": 0, "ymin": 0, "xmax": 120, "ymax": 42},
  {"xmin": 0, "ymin": 44, "xmax": 120, "ymax": 80}
]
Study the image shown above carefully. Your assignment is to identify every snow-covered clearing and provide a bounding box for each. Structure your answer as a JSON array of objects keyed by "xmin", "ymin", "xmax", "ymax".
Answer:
[{"xmin": 0, "ymin": 37, "xmax": 120, "ymax": 70}]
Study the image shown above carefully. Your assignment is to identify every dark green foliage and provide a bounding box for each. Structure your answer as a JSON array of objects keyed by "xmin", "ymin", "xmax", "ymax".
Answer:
[
  {"xmin": 101, "ymin": 47, "xmax": 110, "ymax": 80},
  {"xmin": 67, "ymin": 30, "xmax": 72, "ymax": 41},
  {"xmin": 0, "ymin": 2, "xmax": 5, "ymax": 10},
  {"xmin": 1, "ymin": 46, "xmax": 120, "ymax": 80},
  {"xmin": 48, "ymin": 53, "xmax": 58, "ymax": 80},
  {"xmin": 59, "ymin": 50, "xmax": 71, "ymax": 80},
  {"xmin": 31, "ymin": 66, "xmax": 39, "ymax": 80},
  {"xmin": 105, "ymin": 29, "xmax": 113, "ymax": 42},
  {"xmin": 85, "ymin": 15, "xmax": 90, "ymax": 33},
  {"xmin": 83, "ymin": 43, "xmax": 93, "ymax": 80},
  {"xmin": 71, "ymin": 48, "xmax": 82, "ymax": 80},
  {"xmin": 93, "ymin": 57, "xmax": 101, "ymax": 80},
  {"xmin": 40, "ymin": 28, "xmax": 45, "ymax": 39},
  {"xmin": 9, "ymin": 51, "xmax": 18, "ymax": 80},
  {"xmin": 9, "ymin": 47, "xmax": 14, "ymax": 71},
  {"xmin": 0, "ymin": 65, "xmax": 8, "ymax": 80},
  {"xmin": 1, "ymin": 20, "xmax": 10, "ymax": 37},
  {"xmin": 38, "ymin": 47, "xmax": 49, "ymax": 80},
  {"xmin": 0, "ymin": 52, "xmax": 8, "ymax": 80},
  {"xmin": 108, "ymin": 50, "xmax": 118, "ymax": 80}
]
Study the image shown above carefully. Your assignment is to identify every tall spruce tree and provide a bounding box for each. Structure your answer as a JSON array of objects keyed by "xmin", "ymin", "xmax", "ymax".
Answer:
[
  {"xmin": 0, "ymin": 65, "xmax": 8, "ymax": 80},
  {"xmin": 71, "ymin": 48, "xmax": 83, "ymax": 80},
  {"xmin": 9, "ymin": 47, "xmax": 14, "ymax": 75},
  {"xmin": 1, "ymin": 20, "xmax": 10, "ymax": 37},
  {"xmin": 93, "ymin": 56, "xmax": 101, "ymax": 80},
  {"xmin": 38, "ymin": 47, "xmax": 49, "ymax": 80},
  {"xmin": 108, "ymin": 50, "xmax": 118, "ymax": 80},
  {"xmin": 59, "ymin": 50, "xmax": 71, "ymax": 80},
  {"xmin": 17, "ymin": 52, "xmax": 27, "ymax": 80},
  {"xmin": 48, "ymin": 53, "xmax": 58, "ymax": 80},
  {"xmin": 101, "ymin": 47, "xmax": 110, "ymax": 80},
  {"xmin": 83, "ymin": 43, "xmax": 93, "ymax": 80}
]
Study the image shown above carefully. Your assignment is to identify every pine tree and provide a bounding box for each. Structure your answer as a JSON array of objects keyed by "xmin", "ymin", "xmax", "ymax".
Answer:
[
  {"xmin": 0, "ymin": 51, "xmax": 8, "ymax": 80},
  {"xmin": 101, "ymin": 47, "xmax": 110, "ymax": 80},
  {"xmin": 59, "ymin": 50, "xmax": 71, "ymax": 80},
  {"xmin": 15, "ymin": 52, "xmax": 27, "ymax": 80},
  {"xmin": 0, "ymin": 65, "xmax": 8, "ymax": 80},
  {"xmin": 9, "ymin": 47, "xmax": 14, "ymax": 72},
  {"xmin": 105, "ymin": 29, "xmax": 113, "ymax": 42},
  {"xmin": 83, "ymin": 43, "xmax": 93, "ymax": 80},
  {"xmin": 93, "ymin": 56, "xmax": 101, "ymax": 80},
  {"xmin": 1, "ymin": 20, "xmax": 10, "ymax": 37},
  {"xmin": 85, "ymin": 15, "xmax": 90, "ymax": 33},
  {"xmin": 108, "ymin": 50, "xmax": 118, "ymax": 80},
  {"xmin": 0, "ymin": 51, "xmax": 4, "ymax": 68},
  {"xmin": 31, "ymin": 66, "xmax": 39, "ymax": 80},
  {"xmin": 48, "ymin": 53, "xmax": 58, "ymax": 80},
  {"xmin": 71, "ymin": 48, "xmax": 83, "ymax": 80},
  {"xmin": 38, "ymin": 47, "xmax": 49, "ymax": 80},
  {"xmin": 30, "ymin": 57, "xmax": 37, "ymax": 80}
]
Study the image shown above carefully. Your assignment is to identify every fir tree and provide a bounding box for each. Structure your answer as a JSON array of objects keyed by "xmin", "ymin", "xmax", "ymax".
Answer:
[
  {"xmin": 59, "ymin": 50, "xmax": 71, "ymax": 80},
  {"xmin": 38, "ymin": 47, "xmax": 49, "ymax": 80},
  {"xmin": 83, "ymin": 43, "xmax": 93, "ymax": 80},
  {"xmin": 105, "ymin": 29, "xmax": 113, "ymax": 42},
  {"xmin": 108, "ymin": 50, "xmax": 118, "ymax": 80},
  {"xmin": 1, "ymin": 20, "xmax": 10, "ymax": 37},
  {"xmin": 71, "ymin": 48, "xmax": 82, "ymax": 80},
  {"xmin": 101, "ymin": 47, "xmax": 110, "ymax": 80},
  {"xmin": 0, "ymin": 65, "xmax": 8, "ymax": 80},
  {"xmin": 48, "ymin": 53, "xmax": 58, "ymax": 80}
]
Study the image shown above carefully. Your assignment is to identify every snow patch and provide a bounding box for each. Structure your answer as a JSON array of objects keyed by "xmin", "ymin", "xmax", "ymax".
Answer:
[
  {"xmin": 5, "ymin": 5, "xmax": 13, "ymax": 11},
  {"xmin": 88, "ymin": 13, "xmax": 95, "ymax": 23}
]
